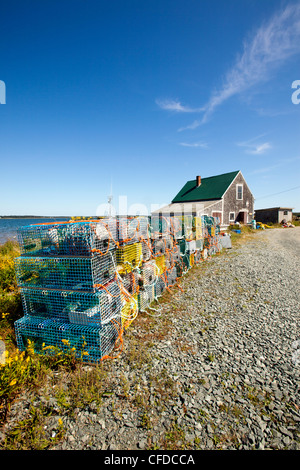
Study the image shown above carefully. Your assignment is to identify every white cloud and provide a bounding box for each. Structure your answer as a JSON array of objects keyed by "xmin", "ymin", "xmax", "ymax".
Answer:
[
  {"xmin": 177, "ymin": 120, "xmax": 201, "ymax": 132},
  {"xmin": 179, "ymin": 141, "xmax": 208, "ymax": 148},
  {"xmin": 248, "ymin": 142, "xmax": 272, "ymax": 155},
  {"xmin": 201, "ymin": 3, "xmax": 300, "ymax": 123},
  {"xmin": 237, "ymin": 135, "xmax": 272, "ymax": 155},
  {"xmin": 155, "ymin": 99, "xmax": 204, "ymax": 113}
]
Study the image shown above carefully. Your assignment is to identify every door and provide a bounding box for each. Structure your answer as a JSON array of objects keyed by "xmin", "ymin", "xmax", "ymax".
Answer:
[{"xmin": 236, "ymin": 211, "xmax": 248, "ymax": 224}]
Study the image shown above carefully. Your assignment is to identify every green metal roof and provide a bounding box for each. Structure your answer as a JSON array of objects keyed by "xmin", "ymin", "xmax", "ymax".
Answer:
[{"xmin": 172, "ymin": 170, "xmax": 240, "ymax": 203}]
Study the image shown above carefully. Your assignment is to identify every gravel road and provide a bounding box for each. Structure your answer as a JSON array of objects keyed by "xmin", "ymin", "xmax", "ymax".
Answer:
[{"xmin": 2, "ymin": 227, "xmax": 300, "ymax": 450}]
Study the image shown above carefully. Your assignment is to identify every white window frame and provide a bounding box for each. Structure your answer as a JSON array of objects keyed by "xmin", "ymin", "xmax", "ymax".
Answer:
[
  {"xmin": 236, "ymin": 184, "xmax": 243, "ymax": 200},
  {"xmin": 229, "ymin": 212, "xmax": 235, "ymax": 222}
]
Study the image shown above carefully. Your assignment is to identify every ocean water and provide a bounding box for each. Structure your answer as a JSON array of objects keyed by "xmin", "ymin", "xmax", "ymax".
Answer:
[{"xmin": 0, "ymin": 218, "xmax": 70, "ymax": 244}]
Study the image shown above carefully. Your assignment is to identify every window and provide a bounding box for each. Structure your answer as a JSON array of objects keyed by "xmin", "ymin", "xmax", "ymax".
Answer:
[
  {"xmin": 283, "ymin": 210, "xmax": 288, "ymax": 216},
  {"xmin": 236, "ymin": 184, "xmax": 243, "ymax": 200},
  {"xmin": 229, "ymin": 212, "xmax": 235, "ymax": 222}
]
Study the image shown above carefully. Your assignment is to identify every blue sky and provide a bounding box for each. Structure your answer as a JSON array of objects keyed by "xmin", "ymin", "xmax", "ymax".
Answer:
[{"xmin": 0, "ymin": 0, "xmax": 299, "ymax": 216}]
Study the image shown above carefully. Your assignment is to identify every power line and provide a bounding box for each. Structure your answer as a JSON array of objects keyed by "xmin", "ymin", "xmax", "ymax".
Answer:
[{"xmin": 255, "ymin": 185, "xmax": 300, "ymax": 201}]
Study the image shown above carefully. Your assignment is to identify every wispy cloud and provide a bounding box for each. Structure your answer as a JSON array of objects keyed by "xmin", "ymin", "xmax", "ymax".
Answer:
[
  {"xmin": 249, "ymin": 155, "xmax": 300, "ymax": 175},
  {"xmin": 248, "ymin": 142, "xmax": 272, "ymax": 155},
  {"xmin": 237, "ymin": 135, "xmax": 272, "ymax": 154},
  {"xmin": 157, "ymin": 3, "xmax": 300, "ymax": 128},
  {"xmin": 155, "ymin": 99, "xmax": 204, "ymax": 113},
  {"xmin": 177, "ymin": 120, "xmax": 201, "ymax": 132},
  {"xmin": 249, "ymin": 162, "xmax": 283, "ymax": 175},
  {"xmin": 201, "ymin": 3, "xmax": 300, "ymax": 123},
  {"xmin": 179, "ymin": 141, "xmax": 208, "ymax": 148}
]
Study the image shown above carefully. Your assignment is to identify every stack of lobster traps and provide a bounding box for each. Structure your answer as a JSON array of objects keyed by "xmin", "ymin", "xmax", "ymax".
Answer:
[
  {"xmin": 14, "ymin": 219, "xmax": 122, "ymax": 363},
  {"xmin": 14, "ymin": 213, "xmax": 222, "ymax": 363}
]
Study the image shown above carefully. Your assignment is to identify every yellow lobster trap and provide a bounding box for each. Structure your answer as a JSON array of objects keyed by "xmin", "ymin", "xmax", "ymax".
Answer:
[
  {"xmin": 155, "ymin": 255, "xmax": 166, "ymax": 276},
  {"xmin": 121, "ymin": 293, "xmax": 138, "ymax": 330},
  {"xmin": 194, "ymin": 217, "xmax": 203, "ymax": 240},
  {"xmin": 116, "ymin": 242, "xmax": 143, "ymax": 274}
]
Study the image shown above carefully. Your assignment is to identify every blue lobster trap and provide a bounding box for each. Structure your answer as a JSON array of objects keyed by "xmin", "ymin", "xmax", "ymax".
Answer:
[
  {"xmin": 14, "ymin": 315, "xmax": 120, "ymax": 363},
  {"xmin": 19, "ymin": 281, "xmax": 122, "ymax": 327},
  {"xmin": 17, "ymin": 219, "xmax": 118, "ymax": 257},
  {"xmin": 15, "ymin": 252, "xmax": 116, "ymax": 292}
]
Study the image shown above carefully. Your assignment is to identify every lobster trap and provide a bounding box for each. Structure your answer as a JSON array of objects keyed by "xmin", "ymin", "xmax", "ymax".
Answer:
[
  {"xmin": 173, "ymin": 215, "xmax": 194, "ymax": 241},
  {"xmin": 116, "ymin": 242, "xmax": 143, "ymax": 274},
  {"xmin": 119, "ymin": 270, "xmax": 142, "ymax": 295},
  {"xmin": 15, "ymin": 252, "xmax": 116, "ymax": 292},
  {"xmin": 138, "ymin": 284, "xmax": 155, "ymax": 312},
  {"xmin": 140, "ymin": 260, "xmax": 158, "ymax": 287},
  {"xmin": 155, "ymin": 255, "xmax": 166, "ymax": 276},
  {"xmin": 150, "ymin": 215, "xmax": 175, "ymax": 239},
  {"xmin": 194, "ymin": 217, "xmax": 203, "ymax": 240},
  {"xmin": 154, "ymin": 275, "xmax": 166, "ymax": 297},
  {"xmin": 165, "ymin": 245, "xmax": 181, "ymax": 269},
  {"xmin": 141, "ymin": 238, "xmax": 152, "ymax": 261},
  {"xmin": 117, "ymin": 216, "xmax": 149, "ymax": 245},
  {"xmin": 152, "ymin": 238, "xmax": 166, "ymax": 256},
  {"xmin": 14, "ymin": 315, "xmax": 120, "ymax": 363},
  {"xmin": 194, "ymin": 250, "xmax": 202, "ymax": 264},
  {"xmin": 121, "ymin": 293, "xmax": 138, "ymax": 329},
  {"xmin": 165, "ymin": 266, "xmax": 177, "ymax": 288},
  {"xmin": 17, "ymin": 219, "xmax": 118, "ymax": 257},
  {"xmin": 20, "ymin": 281, "xmax": 122, "ymax": 327},
  {"xmin": 195, "ymin": 239, "xmax": 204, "ymax": 251}
]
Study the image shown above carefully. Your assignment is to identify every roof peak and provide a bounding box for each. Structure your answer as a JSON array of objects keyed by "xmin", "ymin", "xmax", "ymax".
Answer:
[
  {"xmin": 172, "ymin": 170, "xmax": 241, "ymax": 203},
  {"xmin": 190, "ymin": 170, "xmax": 240, "ymax": 182}
]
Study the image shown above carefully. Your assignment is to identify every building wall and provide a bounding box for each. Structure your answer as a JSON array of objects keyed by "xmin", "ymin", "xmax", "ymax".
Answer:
[
  {"xmin": 202, "ymin": 200, "xmax": 223, "ymax": 221},
  {"xmin": 255, "ymin": 209, "xmax": 278, "ymax": 224},
  {"xmin": 223, "ymin": 172, "xmax": 254, "ymax": 225},
  {"xmin": 255, "ymin": 208, "xmax": 293, "ymax": 224},
  {"xmin": 278, "ymin": 209, "xmax": 293, "ymax": 223}
]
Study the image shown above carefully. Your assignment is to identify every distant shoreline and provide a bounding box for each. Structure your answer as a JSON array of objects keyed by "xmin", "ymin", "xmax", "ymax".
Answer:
[{"xmin": 0, "ymin": 216, "xmax": 71, "ymax": 219}]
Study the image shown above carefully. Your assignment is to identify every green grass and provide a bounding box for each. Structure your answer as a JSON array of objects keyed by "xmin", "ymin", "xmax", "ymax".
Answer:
[{"xmin": 0, "ymin": 240, "xmax": 23, "ymax": 354}]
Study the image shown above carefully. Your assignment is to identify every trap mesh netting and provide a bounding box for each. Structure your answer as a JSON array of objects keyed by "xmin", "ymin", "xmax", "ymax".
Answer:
[{"xmin": 14, "ymin": 214, "xmax": 223, "ymax": 362}]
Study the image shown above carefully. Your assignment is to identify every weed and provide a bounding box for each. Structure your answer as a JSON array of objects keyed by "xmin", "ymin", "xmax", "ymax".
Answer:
[
  {"xmin": 1, "ymin": 404, "xmax": 65, "ymax": 450},
  {"xmin": 206, "ymin": 352, "xmax": 215, "ymax": 362},
  {"xmin": 52, "ymin": 364, "xmax": 109, "ymax": 415},
  {"xmin": 140, "ymin": 411, "xmax": 152, "ymax": 429}
]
